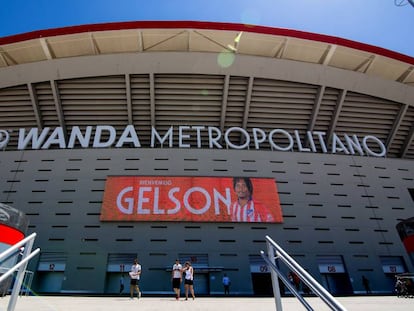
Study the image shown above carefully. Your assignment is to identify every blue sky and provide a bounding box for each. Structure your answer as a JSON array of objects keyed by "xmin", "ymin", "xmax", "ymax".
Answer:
[{"xmin": 1, "ymin": 0, "xmax": 413, "ymax": 57}]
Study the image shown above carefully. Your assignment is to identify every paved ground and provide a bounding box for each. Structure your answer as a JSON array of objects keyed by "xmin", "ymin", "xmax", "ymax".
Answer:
[{"xmin": 1, "ymin": 295, "xmax": 414, "ymax": 311}]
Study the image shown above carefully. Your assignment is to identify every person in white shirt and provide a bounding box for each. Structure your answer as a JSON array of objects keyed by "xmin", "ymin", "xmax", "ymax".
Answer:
[
  {"xmin": 183, "ymin": 261, "xmax": 195, "ymax": 300},
  {"xmin": 129, "ymin": 258, "xmax": 141, "ymax": 299},
  {"xmin": 171, "ymin": 259, "xmax": 183, "ymax": 300}
]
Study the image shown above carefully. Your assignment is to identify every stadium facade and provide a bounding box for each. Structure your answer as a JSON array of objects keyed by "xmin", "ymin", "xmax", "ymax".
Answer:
[{"xmin": 0, "ymin": 21, "xmax": 413, "ymax": 296}]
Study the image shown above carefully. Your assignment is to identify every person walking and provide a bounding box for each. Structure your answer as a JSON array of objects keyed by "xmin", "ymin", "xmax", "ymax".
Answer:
[
  {"xmin": 119, "ymin": 274, "xmax": 125, "ymax": 295},
  {"xmin": 129, "ymin": 258, "xmax": 142, "ymax": 299},
  {"xmin": 362, "ymin": 275, "xmax": 371, "ymax": 294},
  {"xmin": 183, "ymin": 261, "xmax": 195, "ymax": 300},
  {"xmin": 172, "ymin": 259, "xmax": 182, "ymax": 300}
]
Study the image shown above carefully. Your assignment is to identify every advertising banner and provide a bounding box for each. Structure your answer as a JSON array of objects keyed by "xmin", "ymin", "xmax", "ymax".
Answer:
[{"xmin": 100, "ymin": 176, "xmax": 282, "ymax": 223}]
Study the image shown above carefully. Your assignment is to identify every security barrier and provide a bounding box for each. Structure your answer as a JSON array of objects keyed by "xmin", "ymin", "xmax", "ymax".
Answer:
[
  {"xmin": 260, "ymin": 235, "xmax": 347, "ymax": 311},
  {"xmin": 0, "ymin": 232, "xmax": 40, "ymax": 311}
]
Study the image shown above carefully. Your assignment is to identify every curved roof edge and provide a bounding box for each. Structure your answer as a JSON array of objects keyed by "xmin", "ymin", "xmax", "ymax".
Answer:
[{"xmin": 1, "ymin": 20, "xmax": 413, "ymax": 66}]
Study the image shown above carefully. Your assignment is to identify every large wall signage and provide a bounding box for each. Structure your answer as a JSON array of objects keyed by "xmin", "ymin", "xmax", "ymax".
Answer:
[
  {"xmin": 1, "ymin": 125, "xmax": 386, "ymax": 157},
  {"xmin": 100, "ymin": 176, "xmax": 283, "ymax": 223}
]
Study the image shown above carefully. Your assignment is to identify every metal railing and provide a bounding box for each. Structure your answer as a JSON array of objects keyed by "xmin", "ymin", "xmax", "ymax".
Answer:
[
  {"xmin": 0, "ymin": 232, "xmax": 40, "ymax": 311},
  {"xmin": 260, "ymin": 235, "xmax": 347, "ymax": 311}
]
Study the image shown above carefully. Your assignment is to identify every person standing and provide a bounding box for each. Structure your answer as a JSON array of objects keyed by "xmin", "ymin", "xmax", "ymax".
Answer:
[
  {"xmin": 222, "ymin": 273, "xmax": 231, "ymax": 295},
  {"xmin": 129, "ymin": 258, "xmax": 142, "ymax": 299},
  {"xmin": 172, "ymin": 259, "xmax": 182, "ymax": 300},
  {"xmin": 288, "ymin": 271, "xmax": 300, "ymax": 291},
  {"xmin": 183, "ymin": 261, "xmax": 195, "ymax": 300}
]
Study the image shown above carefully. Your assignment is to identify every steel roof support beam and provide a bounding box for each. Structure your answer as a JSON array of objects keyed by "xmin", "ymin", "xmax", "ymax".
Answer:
[
  {"xmin": 187, "ymin": 30, "xmax": 191, "ymax": 51},
  {"xmin": 239, "ymin": 76, "xmax": 254, "ymax": 147},
  {"xmin": 362, "ymin": 55, "xmax": 377, "ymax": 73},
  {"xmin": 319, "ymin": 45, "xmax": 337, "ymax": 65},
  {"xmin": 27, "ymin": 83, "xmax": 43, "ymax": 129},
  {"xmin": 137, "ymin": 31, "xmax": 144, "ymax": 52},
  {"xmin": 386, "ymin": 104, "xmax": 407, "ymax": 151},
  {"xmin": 39, "ymin": 38, "xmax": 53, "ymax": 60},
  {"xmin": 125, "ymin": 74, "xmax": 133, "ymax": 124},
  {"xmin": 220, "ymin": 75, "xmax": 230, "ymax": 131},
  {"xmin": 0, "ymin": 47, "xmax": 16, "ymax": 65},
  {"xmin": 149, "ymin": 73, "xmax": 155, "ymax": 127},
  {"xmin": 308, "ymin": 85, "xmax": 325, "ymax": 132},
  {"xmin": 89, "ymin": 33, "xmax": 101, "ymax": 55},
  {"xmin": 397, "ymin": 66, "xmax": 413, "ymax": 83},
  {"xmin": 193, "ymin": 30, "xmax": 233, "ymax": 51},
  {"xmin": 401, "ymin": 124, "xmax": 414, "ymax": 158},
  {"xmin": 144, "ymin": 31, "xmax": 186, "ymax": 51},
  {"xmin": 0, "ymin": 50, "xmax": 7, "ymax": 66},
  {"xmin": 242, "ymin": 76, "xmax": 254, "ymax": 129},
  {"xmin": 272, "ymin": 38, "xmax": 288, "ymax": 58},
  {"xmin": 327, "ymin": 89, "xmax": 346, "ymax": 142},
  {"xmin": 50, "ymin": 80, "xmax": 67, "ymax": 137},
  {"xmin": 305, "ymin": 85, "xmax": 325, "ymax": 147},
  {"xmin": 355, "ymin": 55, "xmax": 375, "ymax": 73}
]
